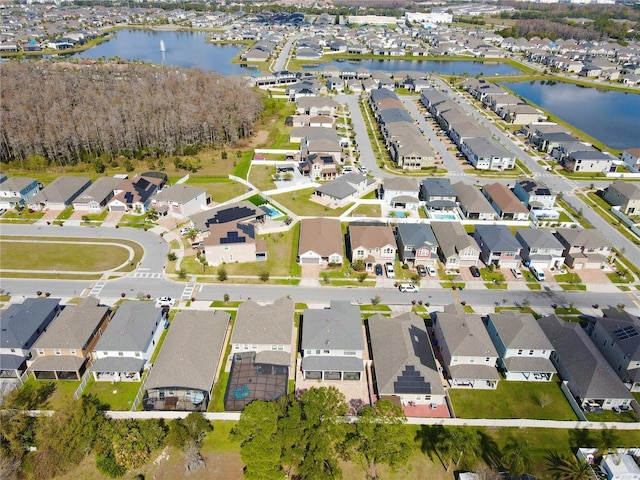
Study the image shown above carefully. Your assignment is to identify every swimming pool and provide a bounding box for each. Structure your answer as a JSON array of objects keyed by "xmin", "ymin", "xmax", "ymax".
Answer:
[
  {"xmin": 430, "ymin": 211, "xmax": 458, "ymax": 220},
  {"xmin": 262, "ymin": 204, "xmax": 282, "ymax": 218},
  {"xmin": 389, "ymin": 211, "xmax": 407, "ymax": 218}
]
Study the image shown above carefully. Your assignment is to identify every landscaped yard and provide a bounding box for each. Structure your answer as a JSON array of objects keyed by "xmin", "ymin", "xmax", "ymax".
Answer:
[
  {"xmin": 82, "ymin": 377, "xmax": 141, "ymax": 411},
  {"xmin": 185, "ymin": 176, "xmax": 248, "ymax": 203},
  {"xmin": 449, "ymin": 380, "xmax": 577, "ymax": 421},
  {"xmin": 17, "ymin": 377, "xmax": 81, "ymax": 410},
  {"xmin": 270, "ymin": 188, "xmax": 353, "ymax": 217},
  {"xmin": 350, "ymin": 203, "xmax": 382, "ymax": 217},
  {"xmin": 247, "ymin": 164, "xmax": 276, "ymax": 191}
]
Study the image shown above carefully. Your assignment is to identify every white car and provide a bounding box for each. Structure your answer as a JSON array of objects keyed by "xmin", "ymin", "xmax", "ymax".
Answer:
[
  {"xmin": 179, "ymin": 227, "xmax": 191, "ymax": 235},
  {"xmin": 427, "ymin": 266, "xmax": 437, "ymax": 277},
  {"xmin": 384, "ymin": 262, "xmax": 395, "ymax": 278},
  {"xmin": 358, "ymin": 166, "xmax": 368, "ymax": 174},
  {"xmin": 399, "ymin": 284, "xmax": 419, "ymax": 293},
  {"xmin": 511, "ymin": 268, "xmax": 523, "ymax": 279},
  {"xmin": 156, "ymin": 296, "xmax": 176, "ymax": 307}
]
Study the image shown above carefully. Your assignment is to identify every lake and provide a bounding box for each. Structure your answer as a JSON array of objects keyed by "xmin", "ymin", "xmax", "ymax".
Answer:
[
  {"xmin": 77, "ymin": 29, "xmax": 255, "ymax": 76},
  {"xmin": 321, "ymin": 59, "xmax": 520, "ymax": 76},
  {"xmin": 502, "ymin": 80, "xmax": 640, "ymax": 150}
]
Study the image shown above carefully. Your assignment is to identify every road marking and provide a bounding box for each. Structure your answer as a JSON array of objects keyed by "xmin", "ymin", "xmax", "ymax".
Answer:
[
  {"xmin": 88, "ymin": 280, "xmax": 107, "ymax": 298},
  {"xmin": 181, "ymin": 281, "xmax": 198, "ymax": 300},
  {"xmin": 129, "ymin": 272, "xmax": 163, "ymax": 279}
]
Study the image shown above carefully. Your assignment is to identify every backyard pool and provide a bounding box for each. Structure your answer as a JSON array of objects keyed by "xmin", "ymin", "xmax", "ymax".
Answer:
[
  {"xmin": 261, "ymin": 204, "xmax": 283, "ymax": 218},
  {"xmin": 389, "ymin": 211, "xmax": 408, "ymax": 218},
  {"xmin": 429, "ymin": 211, "xmax": 458, "ymax": 220}
]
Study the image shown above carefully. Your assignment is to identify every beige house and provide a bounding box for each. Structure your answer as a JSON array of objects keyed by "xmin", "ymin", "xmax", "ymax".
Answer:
[
  {"xmin": 553, "ymin": 228, "xmax": 615, "ymax": 269},
  {"xmin": 348, "ymin": 224, "xmax": 396, "ymax": 271},
  {"xmin": 602, "ymin": 180, "xmax": 640, "ymax": 215},
  {"xmin": 431, "ymin": 221, "xmax": 481, "ymax": 269},
  {"xmin": 298, "ymin": 218, "xmax": 344, "ymax": 265},
  {"xmin": 482, "ymin": 183, "xmax": 529, "ymax": 221},
  {"xmin": 202, "ymin": 222, "xmax": 266, "ymax": 266}
]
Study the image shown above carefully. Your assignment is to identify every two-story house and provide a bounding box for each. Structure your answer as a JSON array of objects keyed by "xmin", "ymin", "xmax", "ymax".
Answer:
[
  {"xmin": 431, "ymin": 221, "xmax": 481, "ymax": 269},
  {"xmin": 452, "ymin": 182, "xmax": 496, "ymax": 221},
  {"xmin": 299, "ymin": 153, "xmax": 340, "ymax": 181},
  {"xmin": 420, "ymin": 178, "xmax": 457, "ymax": 214},
  {"xmin": 554, "ymin": 228, "xmax": 615, "ymax": 269},
  {"xmin": 0, "ymin": 175, "xmax": 40, "ymax": 209},
  {"xmin": 461, "ymin": 137, "xmax": 515, "ymax": 171},
  {"xmin": 432, "ymin": 303, "xmax": 500, "ymax": 389},
  {"xmin": 482, "ymin": 183, "xmax": 529, "ymax": 221},
  {"xmin": 380, "ymin": 177, "xmax": 420, "ymax": 210},
  {"xmin": 395, "ymin": 223, "xmax": 439, "ymax": 268},
  {"xmin": 602, "ymin": 180, "xmax": 640, "ymax": 216},
  {"xmin": 0, "ymin": 298, "xmax": 61, "ymax": 380},
  {"xmin": 473, "ymin": 224, "xmax": 522, "ymax": 268},
  {"xmin": 30, "ymin": 297, "xmax": 110, "ymax": 380},
  {"xmin": 150, "ymin": 184, "xmax": 210, "ymax": 218},
  {"xmin": 91, "ymin": 302, "xmax": 166, "ymax": 382},
  {"xmin": 589, "ymin": 308, "xmax": 640, "ymax": 392},
  {"xmin": 202, "ymin": 222, "xmax": 267, "ymax": 266},
  {"xmin": 513, "ymin": 179, "xmax": 556, "ymax": 209},
  {"xmin": 348, "ymin": 224, "xmax": 397, "ymax": 271},
  {"xmin": 108, "ymin": 174, "xmax": 165, "ymax": 213},
  {"xmin": 301, "ymin": 301, "xmax": 364, "ymax": 382},
  {"xmin": 486, "ymin": 312, "xmax": 556, "ymax": 382},
  {"xmin": 515, "ymin": 229, "xmax": 566, "ymax": 270}
]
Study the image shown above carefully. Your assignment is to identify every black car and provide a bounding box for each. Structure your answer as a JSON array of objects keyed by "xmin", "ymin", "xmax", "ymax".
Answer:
[
  {"xmin": 469, "ymin": 266, "xmax": 481, "ymax": 278},
  {"xmin": 375, "ymin": 264, "xmax": 383, "ymax": 276},
  {"xmin": 416, "ymin": 265, "xmax": 427, "ymax": 277}
]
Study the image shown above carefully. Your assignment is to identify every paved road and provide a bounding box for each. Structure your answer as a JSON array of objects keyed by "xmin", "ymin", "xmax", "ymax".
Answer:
[{"xmin": 273, "ymin": 34, "xmax": 297, "ymax": 72}]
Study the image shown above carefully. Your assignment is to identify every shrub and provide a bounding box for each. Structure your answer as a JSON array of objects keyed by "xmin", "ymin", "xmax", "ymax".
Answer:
[
  {"xmin": 223, "ymin": 293, "xmax": 230, "ymax": 302},
  {"xmin": 96, "ymin": 451, "xmax": 126, "ymax": 478},
  {"xmin": 217, "ymin": 266, "xmax": 227, "ymax": 282},
  {"xmin": 259, "ymin": 271, "xmax": 270, "ymax": 282},
  {"xmin": 167, "ymin": 252, "xmax": 177, "ymax": 261}
]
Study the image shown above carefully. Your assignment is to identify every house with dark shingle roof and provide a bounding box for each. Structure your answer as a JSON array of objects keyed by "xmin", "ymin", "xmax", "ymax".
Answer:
[
  {"xmin": 91, "ymin": 301, "xmax": 166, "ymax": 382},
  {"xmin": 143, "ymin": 310, "xmax": 230, "ymax": 412},
  {"xmin": 368, "ymin": 312, "xmax": 446, "ymax": 410},
  {"xmin": 473, "ymin": 224, "xmax": 522, "ymax": 268},
  {"xmin": 482, "ymin": 182, "xmax": 529, "ymax": 221},
  {"xmin": 602, "ymin": 180, "xmax": 640, "ymax": 215},
  {"xmin": 431, "ymin": 221, "xmax": 481, "ymax": 268},
  {"xmin": 348, "ymin": 224, "xmax": 397, "ymax": 271},
  {"xmin": 28, "ymin": 176, "xmax": 92, "ymax": 211},
  {"xmin": 314, "ymin": 172, "xmax": 371, "ymax": 206},
  {"xmin": 396, "ymin": 223, "xmax": 439, "ymax": 267},
  {"xmin": 0, "ymin": 298, "xmax": 61, "ymax": 379},
  {"xmin": 553, "ymin": 227, "xmax": 615, "ymax": 269},
  {"xmin": 151, "ymin": 183, "xmax": 209, "ymax": 218},
  {"xmin": 202, "ymin": 222, "xmax": 266, "ymax": 266},
  {"xmin": 432, "ymin": 303, "xmax": 500, "ymax": 389},
  {"xmin": 188, "ymin": 200, "xmax": 266, "ymax": 234},
  {"xmin": 298, "ymin": 217, "xmax": 344, "ymax": 265},
  {"xmin": 0, "ymin": 175, "xmax": 40, "ymax": 209},
  {"xmin": 539, "ymin": 314, "xmax": 633, "ymax": 410},
  {"xmin": 516, "ymin": 228, "xmax": 565, "ymax": 270},
  {"xmin": 486, "ymin": 312, "xmax": 556, "ymax": 382},
  {"xmin": 72, "ymin": 176, "xmax": 121, "ymax": 212},
  {"xmin": 301, "ymin": 301, "xmax": 364, "ymax": 382},
  {"xmin": 107, "ymin": 174, "xmax": 165, "ymax": 213}
]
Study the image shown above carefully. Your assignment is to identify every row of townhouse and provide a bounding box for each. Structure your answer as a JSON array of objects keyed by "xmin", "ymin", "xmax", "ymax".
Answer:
[{"xmin": 0, "ymin": 172, "xmax": 210, "ymax": 218}]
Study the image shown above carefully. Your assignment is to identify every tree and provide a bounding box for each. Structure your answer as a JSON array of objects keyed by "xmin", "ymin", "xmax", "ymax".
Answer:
[
  {"xmin": 342, "ymin": 400, "xmax": 411, "ymax": 480},
  {"xmin": 0, "ymin": 410, "xmax": 36, "ymax": 459},
  {"xmin": 259, "ymin": 271, "xmax": 270, "ymax": 282},
  {"xmin": 595, "ymin": 426, "xmax": 619, "ymax": 457},
  {"xmin": 93, "ymin": 157, "xmax": 106, "ymax": 173},
  {"xmin": 217, "ymin": 266, "xmax": 228, "ymax": 282},
  {"xmin": 123, "ymin": 159, "xmax": 134, "ymax": 172},
  {"xmin": 357, "ymin": 272, "xmax": 368, "ymax": 283},
  {"xmin": 439, "ymin": 428, "xmax": 482, "ymax": 471},
  {"xmin": 186, "ymin": 228, "xmax": 198, "ymax": 241},
  {"xmin": 501, "ymin": 438, "xmax": 533, "ymax": 476},
  {"xmin": 545, "ymin": 451, "xmax": 594, "ymax": 480},
  {"xmin": 104, "ymin": 419, "xmax": 166, "ymax": 470},
  {"xmin": 352, "ymin": 259, "xmax": 365, "ymax": 272}
]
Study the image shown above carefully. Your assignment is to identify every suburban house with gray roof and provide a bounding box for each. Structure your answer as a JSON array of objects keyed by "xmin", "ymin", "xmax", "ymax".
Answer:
[
  {"xmin": 588, "ymin": 308, "xmax": 640, "ymax": 392},
  {"xmin": 151, "ymin": 183, "xmax": 210, "ymax": 218},
  {"xmin": 486, "ymin": 312, "xmax": 556, "ymax": 382},
  {"xmin": 473, "ymin": 224, "xmax": 522, "ymax": 268},
  {"xmin": 513, "ymin": 179, "xmax": 556, "ymax": 209},
  {"xmin": 380, "ymin": 177, "xmax": 420, "ymax": 210},
  {"xmin": 431, "ymin": 221, "xmax": 481, "ymax": 269},
  {"xmin": 188, "ymin": 200, "xmax": 266, "ymax": 234},
  {"xmin": 432, "ymin": 303, "xmax": 500, "ymax": 389},
  {"xmin": 515, "ymin": 228, "xmax": 565, "ymax": 270},
  {"xmin": 71, "ymin": 176, "xmax": 121, "ymax": 212},
  {"xmin": 482, "ymin": 183, "xmax": 529, "ymax": 221},
  {"xmin": 226, "ymin": 297, "xmax": 294, "ymax": 410},
  {"xmin": 461, "ymin": 137, "xmax": 515, "ymax": 171},
  {"xmin": 28, "ymin": 176, "xmax": 92, "ymax": 210},
  {"xmin": 107, "ymin": 174, "xmax": 165, "ymax": 213},
  {"xmin": 91, "ymin": 302, "xmax": 166, "ymax": 382},
  {"xmin": 448, "ymin": 121, "xmax": 491, "ymax": 148},
  {"xmin": 452, "ymin": 182, "xmax": 496, "ymax": 221},
  {"xmin": 30, "ymin": 297, "xmax": 110, "ymax": 380},
  {"xmin": 0, "ymin": 175, "xmax": 40, "ymax": 209},
  {"xmin": 539, "ymin": 314, "xmax": 633, "ymax": 411},
  {"xmin": 420, "ymin": 178, "xmax": 457, "ymax": 213},
  {"xmin": 395, "ymin": 223, "xmax": 439, "ymax": 267},
  {"xmin": 143, "ymin": 310, "xmax": 230, "ymax": 412},
  {"xmin": 202, "ymin": 221, "xmax": 266, "ymax": 267},
  {"xmin": 553, "ymin": 228, "xmax": 615, "ymax": 269},
  {"xmin": 315, "ymin": 173, "xmax": 372, "ymax": 206},
  {"xmin": 298, "ymin": 217, "xmax": 344, "ymax": 266},
  {"xmin": 0, "ymin": 298, "xmax": 61, "ymax": 380},
  {"xmin": 602, "ymin": 180, "xmax": 640, "ymax": 216},
  {"xmin": 368, "ymin": 312, "xmax": 447, "ymax": 412},
  {"xmin": 301, "ymin": 301, "xmax": 364, "ymax": 382},
  {"xmin": 348, "ymin": 224, "xmax": 397, "ymax": 271}
]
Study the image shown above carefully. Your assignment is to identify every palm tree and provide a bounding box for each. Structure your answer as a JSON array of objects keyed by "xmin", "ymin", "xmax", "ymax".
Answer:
[
  {"xmin": 545, "ymin": 451, "xmax": 595, "ymax": 480},
  {"xmin": 439, "ymin": 428, "xmax": 481, "ymax": 472},
  {"xmin": 502, "ymin": 438, "xmax": 533, "ymax": 476}
]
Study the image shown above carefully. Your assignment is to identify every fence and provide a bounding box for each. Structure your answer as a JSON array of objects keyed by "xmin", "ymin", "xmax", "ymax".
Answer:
[
  {"xmin": 131, "ymin": 369, "xmax": 151, "ymax": 412},
  {"xmin": 560, "ymin": 380, "xmax": 587, "ymax": 421},
  {"xmin": 72, "ymin": 360, "xmax": 95, "ymax": 401}
]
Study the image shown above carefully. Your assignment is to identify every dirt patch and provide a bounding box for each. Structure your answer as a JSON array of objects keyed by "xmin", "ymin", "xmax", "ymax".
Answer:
[
  {"xmin": 140, "ymin": 450, "xmax": 244, "ymax": 480},
  {"xmin": 248, "ymin": 129, "xmax": 269, "ymax": 148}
]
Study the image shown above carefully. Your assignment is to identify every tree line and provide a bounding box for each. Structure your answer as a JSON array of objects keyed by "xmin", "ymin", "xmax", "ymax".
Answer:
[{"xmin": 0, "ymin": 61, "xmax": 263, "ymax": 167}]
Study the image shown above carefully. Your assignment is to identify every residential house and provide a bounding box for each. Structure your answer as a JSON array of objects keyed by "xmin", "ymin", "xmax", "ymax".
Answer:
[
  {"xmin": 431, "ymin": 221, "xmax": 481, "ymax": 269},
  {"xmin": 0, "ymin": 175, "xmax": 40, "ymax": 209},
  {"xmin": 380, "ymin": 177, "xmax": 420, "ymax": 210},
  {"xmin": 0, "ymin": 298, "xmax": 61, "ymax": 380},
  {"xmin": 561, "ymin": 150, "xmax": 615, "ymax": 173},
  {"xmin": 71, "ymin": 177, "xmax": 121, "ymax": 212},
  {"xmin": 395, "ymin": 223, "xmax": 439, "ymax": 267},
  {"xmin": 515, "ymin": 229, "xmax": 566, "ymax": 270},
  {"xmin": 298, "ymin": 217, "xmax": 344, "ymax": 266},
  {"xmin": 299, "ymin": 153, "xmax": 339, "ymax": 180},
  {"xmin": 482, "ymin": 183, "xmax": 529, "ymax": 221},
  {"xmin": 448, "ymin": 122, "xmax": 491, "ymax": 148},
  {"xmin": 554, "ymin": 227, "xmax": 615, "ymax": 269},
  {"xmin": 108, "ymin": 174, "xmax": 165, "ymax": 213},
  {"xmin": 189, "ymin": 200, "xmax": 266, "ymax": 233},
  {"xmin": 143, "ymin": 310, "xmax": 230, "ymax": 412},
  {"xmin": 388, "ymin": 133, "xmax": 436, "ymax": 170},
  {"xmin": 539, "ymin": 314, "xmax": 634, "ymax": 410},
  {"xmin": 474, "ymin": 224, "xmax": 522, "ymax": 268},
  {"xmin": 28, "ymin": 176, "xmax": 92, "ymax": 210},
  {"xmin": 30, "ymin": 297, "xmax": 110, "ymax": 380},
  {"xmin": 368, "ymin": 312, "xmax": 447, "ymax": 410},
  {"xmin": 461, "ymin": 137, "xmax": 515, "ymax": 171},
  {"xmin": 420, "ymin": 178, "xmax": 457, "ymax": 213},
  {"xmin": 497, "ymin": 104, "xmax": 543, "ymax": 124},
  {"xmin": 486, "ymin": 312, "xmax": 556, "ymax": 382},
  {"xmin": 348, "ymin": 224, "xmax": 397, "ymax": 271},
  {"xmin": 202, "ymin": 222, "xmax": 266, "ymax": 266},
  {"xmin": 451, "ymin": 182, "xmax": 496, "ymax": 221},
  {"xmin": 314, "ymin": 173, "xmax": 371, "ymax": 206},
  {"xmin": 295, "ymin": 97, "xmax": 338, "ymax": 116},
  {"xmin": 301, "ymin": 301, "xmax": 365, "ymax": 381},
  {"xmin": 226, "ymin": 297, "xmax": 294, "ymax": 410},
  {"xmin": 621, "ymin": 148, "xmax": 640, "ymax": 169},
  {"xmin": 432, "ymin": 303, "xmax": 500, "ymax": 389},
  {"xmin": 151, "ymin": 184, "xmax": 210, "ymax": 218},
  {"xmin": 589, "ymin": 307, "xmax": 640, "ymax": 392},
  {"xmin": 92, "ymin": 302, "xmax": 166, "ymax": 382},
  {"xmin": 602, "ymin": 180, "xmax": 640, "ymax": 215},
  {"xmin": 513, "ymin": 179, "xmax": 556, "ymax": 209}
]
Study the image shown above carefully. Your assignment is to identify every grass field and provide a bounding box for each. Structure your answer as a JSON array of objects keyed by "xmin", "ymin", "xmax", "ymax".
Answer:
[
  {"xmin": 185, "ymin": 176, "xmax": 248, "ymax": 203},
  {"xmin": 82, "ymin": 377, "xmax": 141, "ymax": 411},
  {"xmin": 270, "ymin": 188, "xmax": 353, "ymax": 217},
  {"xmin": 247, "ymin": 164, "xmax": 276, "ymax": 191},
  {"xmin": 350, "ymin": 203, "xmax": 382, "ymax": 217}
]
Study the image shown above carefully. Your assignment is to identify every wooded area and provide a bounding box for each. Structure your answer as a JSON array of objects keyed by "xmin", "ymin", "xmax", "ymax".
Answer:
[{"xmin": 0, "ymin": 62, "xmax": 263, "ymax": 166}]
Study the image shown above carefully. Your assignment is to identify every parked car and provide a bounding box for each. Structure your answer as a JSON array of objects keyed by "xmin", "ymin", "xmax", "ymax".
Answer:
[
  {"xmin": 385, "ymin": 262, "xmax": 395, "ymax": 278},
  {"xmin": 375, "ymin": 264, "xmax": 383, "ymax": 276},
  {"xmin": 398, "ymin": 284, "xmax": 419, "ymax": 293},
  {"xmin": 342, "ymin": 166, "xmax": 353, "ymax": 173},
  {"xmin": 530, "ymin": 265, "xmax": 545, "ymax": 281},
  {"xmin": 469, "ymin": 266, "xmax": 481, "ymax": 278},
  {"xmin": 427, "ymin": 265, "xmax": 437, "ymax": 277},
  {"xmin": 510, "ymin": 268, "xmax": 523, "ymax": 279},
  {"xmin": 416, "ymin": 265, "xmax": 427, "ymax": 277},
  {"xmin": 156, "ymin": 296, "xmax": 176, "ymax": 307},
  {"xmin": 179, "ymin": 227, "xmax": 191, "ymax": 235},
  {"xmin": 358, "ymin": 165, "xmax": 368, "ymax": 174}
]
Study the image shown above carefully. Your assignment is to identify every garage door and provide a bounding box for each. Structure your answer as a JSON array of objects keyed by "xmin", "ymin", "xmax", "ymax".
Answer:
[
  {"xmin": 110, "ymin": 205, "xmax": 126, "ymax": 212},
  {"xmin": 300, "ymin": 256, "xmax": 320, "ymax": 265}
]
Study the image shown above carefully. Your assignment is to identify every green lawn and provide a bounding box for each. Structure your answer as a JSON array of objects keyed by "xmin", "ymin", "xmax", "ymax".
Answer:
[
  {"xmin": 350, "ymin": 204, "xmax": 382, "ymax": 217},
  {"xmin": 247, "ymin": 164, "xmax": 276, "ymax": 191},
  {"xmin": 55, "ymin": 206, "xmax": 74, "ymax": 221},
  {"xmin": 449, "ymin": 380, "xmax": 577, "ymax": 421},
  {"xmin": 16, "ymin": 377, "xmax": 81, "ymax": 410},
  {"xmin": 270, "ymin": 188, "xmax": 353, "ymax": 217},
  {"xmin": 553, "ymin": 272, "xmax": 582, "ymax": 283},
  {"xmin": 185, "ymin": 176, "xmax": 248, "ymax": 203},
  {"xmin": 82, "ymin": 377, "xmax": 141, "ymax": 411}
]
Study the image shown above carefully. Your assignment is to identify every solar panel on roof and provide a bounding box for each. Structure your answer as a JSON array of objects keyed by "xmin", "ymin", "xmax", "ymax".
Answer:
[
  {"xmin": 393, "ymin": 365, "xmax": 431, "ymax": 394},
  {"xmin": 613, "ymin": 325, "xmax": 639, "ymax": 341}
]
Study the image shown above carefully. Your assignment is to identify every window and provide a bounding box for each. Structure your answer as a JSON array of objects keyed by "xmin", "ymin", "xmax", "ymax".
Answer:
[
  {"xmin": 135, "ymin": 352, "xmax": 140, "ymax": 357},
  {"xmin": 323, "ymin": 350, "xmax": 330, "ymax": 354},
  {"xmin": 452, "ymin": 356, "xmax": 458, "ymax": 362},
  {"xmin": 54, "ymin": 349, "xmax": 61, "ymax": 356},
  {"xmin": 70, "ymin": 349, "xmax": 76, "ymax": 355},
  {"xmin": 344, "ymin": 351, "xmax": 356, "ymax": 356},
  {"xmin": 118, "ymin": 352, "xmax": 124, "ymax": 357},
  {"xmin": 223, "ymin": 246, "xmax": 229, "ymax": 251},
  {"xmin": 229, "ymin": 254, "xmax": 234, "ymax": 261},
  {"xmin": 469, "ymin": 358, "xmax": 475, "ymax": 363},
  {"xmin": 517, "ymin": 349, "xmax": 523, "ymax": 355},
  {"xmin": 529, "ymin": 350, "xmax": 534, "ymax": 355},
  {"xmin": 103, "ymin": 351, "xmax": 108, "ymax": 356},
  {"xmin": 485, "ymin": 357, "xmax": 490, "ymax": 362},
  {"xmin": 10, "ymin": 348, "xmax": 15, "ymax": 353},
  {"xmin": 271, "ymin": 345, "xmax": 283, "ymax": 351}
]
